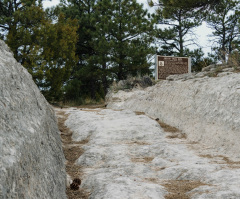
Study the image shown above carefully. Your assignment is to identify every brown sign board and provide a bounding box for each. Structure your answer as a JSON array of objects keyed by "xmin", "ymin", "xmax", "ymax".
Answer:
[{"xmin": 155, "ymin": 55, "xmax": 191, "ymax": 80}]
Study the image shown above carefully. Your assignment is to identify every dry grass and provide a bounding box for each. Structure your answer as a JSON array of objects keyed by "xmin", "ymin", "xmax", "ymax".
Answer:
[
  {"xmin": 188, "ymin": 141, "xmax": 199, "ymax": 145},
  {"xmin": 144, "ymin": 178, "xmax": 158, "ymax": 184},
  {"xmin": 200, "ymin": 154, "xmax": 240, "ymax": 168},
  {"xmin": 131, "ymin": 157, "xmax": 154, "ymax": 163},
  {"xmin": 167, "ymin": 133, "xmax": 187, "ymax": 139},
  {"xmin": 79, "ymin": 109, "xmax": 102, "ymax": 112},
  {"xmin": 133, "ymin": 111, "xmax": 182, "ymax": 136},
  {"xmin": 133, "ymin": 112, "xmax": 186, "ymax": 139},
  {"xmin": 63, "ymin": 146, "xmax": 84, "ymax": 163},
  {"xmin": 57, "ymin": 111, "xmax": 90, "ymax": 199},
  {"xmin": 157, "ymin": 121, "xmax": 180, "ymax": 133},
  {"xmin": 133, "ymin": 111, "xmax": 183, "ymax": 137},
  {"xmin": 77, "ymin": 104, "xmax": 106, "ymax": 109},
  {"xmin": 163, "ymin": 180, "xmax": 206, "ymax": 199},
  {"xmin": 200, "ymin": 154, "xmax": 213, "ymax": 159},
  {"xmin": 58, "ymin": 111, "xmax": 90, "ymax": 144},
  {"xmin": 135, "ymin": 111, "xmax": 146, "ymax": 115},
  {"xmin": 66, "ymin": 187, "xmax": 90, "ymax": 199},
  {"xmin": 133, "ymin": 112, "xmax": 186, "ymax": 140},
  {"xmin": 222, "ymin": 156, "xmax": 240, "ymax": 165},
  {"xmin": 128, "ymin": 141, "xmax": 150, "ymax": 145},
  {"xmin": 156, "ymin": 121, "xmax": 187, "ymax": 139}
]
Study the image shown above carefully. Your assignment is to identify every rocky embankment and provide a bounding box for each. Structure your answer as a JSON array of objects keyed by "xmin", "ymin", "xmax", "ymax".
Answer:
[
  {"xmin": 51, "ymin": 65, "xmax": 240, "ymax": 198},
  {"xmin": 0, "ymin": 41, "xmax": 66, "ymax": 198},
  {"xmin": 60, "ymin": 107, "xmax": 240, "ymax": 199},
  {"xmin": 106, "ymin": 72, "xmax": 240, "ymax": 161}
]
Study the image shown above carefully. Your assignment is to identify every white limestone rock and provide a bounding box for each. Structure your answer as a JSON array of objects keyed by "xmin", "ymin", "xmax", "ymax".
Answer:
[
  {"xmin": 217, "ymin": 72, "xmax": 234, "ymax": 77},
  {"xmin": 194, "ymin": 72, "xmax": 207, "ymax": 78},
  {"xmin": 106, "ymin": 73, "xmax": 240, "ymax": 161},
  {"xmin": 222, "ymin": 67, "xmax": 234, "ymax": 72},
  {"xmin": 202, "ymin": 64, "xmax": 216, "ymax": 72},
  {"xmin": 64, "ymin": 108, "xmax": 240, "ymax": 199},
  {"xmin": 0, "ymin": 40, "xmax": 66, "ymax": 199},
  {"xmin": 166, "ymin": 73, "xmax": 195, "ymax": 81}
]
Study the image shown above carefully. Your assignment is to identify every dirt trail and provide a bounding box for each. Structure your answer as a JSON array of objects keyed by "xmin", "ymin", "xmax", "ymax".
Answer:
[{"xmin": 56, "ymin": 110, "xmax": 90, "ymax": 199}]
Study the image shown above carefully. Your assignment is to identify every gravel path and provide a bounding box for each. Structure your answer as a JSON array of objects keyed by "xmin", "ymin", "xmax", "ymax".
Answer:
[{"xmin": 56, "ymin": 107, "xmax": 240, "ymax": 199}]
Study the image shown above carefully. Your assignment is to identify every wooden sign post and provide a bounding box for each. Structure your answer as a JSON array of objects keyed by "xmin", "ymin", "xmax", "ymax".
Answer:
[{"xmin": 155, "ymin": 55, "xmax": 191, "ymax": 80}]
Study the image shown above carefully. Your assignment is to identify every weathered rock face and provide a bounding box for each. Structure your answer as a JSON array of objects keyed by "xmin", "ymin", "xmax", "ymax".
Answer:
[
  {"xmin": 64, "ymin": 108, "xmax": 240, "ymax": 199},
  {"xmin": 106, "ymin": 73, "xmax": 240, "ymax": 161},
  {"xmin": 0, "ymin": 41, "xmax": 66, "ymax": 199}
]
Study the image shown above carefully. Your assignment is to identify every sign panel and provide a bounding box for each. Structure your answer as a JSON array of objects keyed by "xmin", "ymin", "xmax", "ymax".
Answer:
[{"xmin": 155, "ymin": 55, "xmax": 191, "ymax": 80}]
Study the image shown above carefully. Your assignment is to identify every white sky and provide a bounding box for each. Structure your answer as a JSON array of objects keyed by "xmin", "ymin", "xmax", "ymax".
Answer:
[
  {"xmin": 43, "ymin": 0, "xmax": 60, "ymax": 8},
  {"xmin": 43, "ymin": 0, "xmax": 213, "ymax": 56}
]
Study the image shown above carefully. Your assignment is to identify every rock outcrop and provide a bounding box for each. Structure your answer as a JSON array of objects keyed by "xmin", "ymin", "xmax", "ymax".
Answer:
[
  {"xmin": 63, "ymin": 107, "xmax": 240, "ymax": 199},
  {"xmin": 106, "ymin": 73, "xmax": 240, "ymax": 161},
  {"xmin": 0, "ymin": 41, "xmax": 66, "ymax": 198},
  {"xmin": 110, "ymin": 76, "xmax": 153, "ymax": 92},
  {"xmin": 166, "ymin": 64, "xmax": 238, "ymax": 81}
]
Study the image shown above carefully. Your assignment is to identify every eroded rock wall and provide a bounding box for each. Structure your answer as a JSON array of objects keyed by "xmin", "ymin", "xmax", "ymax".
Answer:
[
  {"xmin": 107, "ymin": 74, "xmax": 240, "ymax": 160},
  {"xmin": 0, "ymin": 41, "xmax": 66, "ymax": 199}
]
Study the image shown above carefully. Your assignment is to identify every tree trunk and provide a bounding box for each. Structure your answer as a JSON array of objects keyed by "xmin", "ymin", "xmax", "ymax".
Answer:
[
  {"xmin": 102, "ymin": 60, "xmax": 108, "ymax": 96},
  {"xmin": 178, "ymin": 10, "xmax": 184, "ymax": 57}
]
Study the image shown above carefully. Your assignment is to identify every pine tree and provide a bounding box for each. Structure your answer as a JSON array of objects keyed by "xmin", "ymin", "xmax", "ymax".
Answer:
[
  {"xmin": 106, "ymin": 0, "xmax": 154, "ymax": 80},
  {"xmin": 206, "ymin": 0, "xmax": 240, "ymax": 62},
  {"xmin": 60, "ymin": 0, "xmax": 104, "ymax": 101},
  {"xmin": 153, "ymin": 5, "xmax": 201, "ymax": 57},
  {"xmin": 0, "ymin": 0, "xmax": 45, "ymax": 57},
  {"xmin": 89, "ymin": 0, "xmax": 112, "ymax": 95},
  {"xmin": 40, "ymin": 14, "xmax": 79, "ymax": 101},
  {"xmin": 0, "ymin": 0, "xmax": 78, "ymax": 101},
  {"xmin": 184, "ymin": 48, "xmax": 215, "ymax": 72},
  {"xmin": 61, "ymin": 0, "xmax": 154, "ymax": 103},
  {"xmin": 148, "ymin": 0, "xmax": 220, "ymax": 10}
]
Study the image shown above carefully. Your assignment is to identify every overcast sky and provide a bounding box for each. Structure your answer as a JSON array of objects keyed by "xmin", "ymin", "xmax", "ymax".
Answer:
[{"xmin": 43, "ymin": 0, "xmax": 213, "ymax": 56}]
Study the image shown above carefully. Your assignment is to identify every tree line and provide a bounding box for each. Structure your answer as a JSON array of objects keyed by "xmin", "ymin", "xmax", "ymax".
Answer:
[{"xmin": 0, "ymin": 0, "xmax": 239, "ymax": 104}]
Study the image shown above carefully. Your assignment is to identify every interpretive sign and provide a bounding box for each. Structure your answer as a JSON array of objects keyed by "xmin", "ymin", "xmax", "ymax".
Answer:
[{"xmin": 155, "ymin": 55, "xmax": 191, "ymax": 80}]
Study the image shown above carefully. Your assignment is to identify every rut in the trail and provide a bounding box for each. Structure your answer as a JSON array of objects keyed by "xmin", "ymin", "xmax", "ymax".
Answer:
[
  {"xmin": 147, "ymin": 114, "xmax": 206, "ymax": 199},
  {"xmin": 135, "ymin": 112, "xmax": 206, "ymax": 199},
  {"xmin": 55, "ymin": 107, "xmax": 240, "ymax": 198},
  {"xmin": 57, "ymin": 110, "xmax": 90, "ymax": 199}
]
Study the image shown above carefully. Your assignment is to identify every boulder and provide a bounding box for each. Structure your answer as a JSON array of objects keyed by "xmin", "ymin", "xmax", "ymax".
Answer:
[{"xmin": 0, "ymin": 40, "xmax": 66, "ymax": 199}]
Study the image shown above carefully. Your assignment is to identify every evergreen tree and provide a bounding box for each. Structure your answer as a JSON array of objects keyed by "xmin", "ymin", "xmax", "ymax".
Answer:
[
  {"xmin": 89, "ymin": 0, "xmax": 112, "ymax": 95},
  {"xmin": 0, "ymin": 0, "xmax": 44, "ymax": 56},
  {"xmin": 0, "ymin": 0, "xmax": 78, "ymax": 101},
  {"xmin": 106, "ymin": 0, "xmax": 154, "ymax": 80},
  {"xmin": 148, "ymin": 0, "xmax": 220, "ymax": 10},
  {"xmin": 185, "ymin": 48, "xmax": 215, "ymax": 72},
  {"xmin": 60, "ymin": 0, "xmax": 103, "ymax": 101},
  {"xmin": 206, "ymin": 0, "xmax": 240, "ymax": 62},
  {"xmin": 61, "ymin": 0, "xmax": 154, "ymax": 102},
  {"xmin": 153, "ymin": 5, "xmax": 201, "ymax": 57},
  {"xmin": 40, "ymin": 14, "xmax": 79, "ymax": 101}
]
